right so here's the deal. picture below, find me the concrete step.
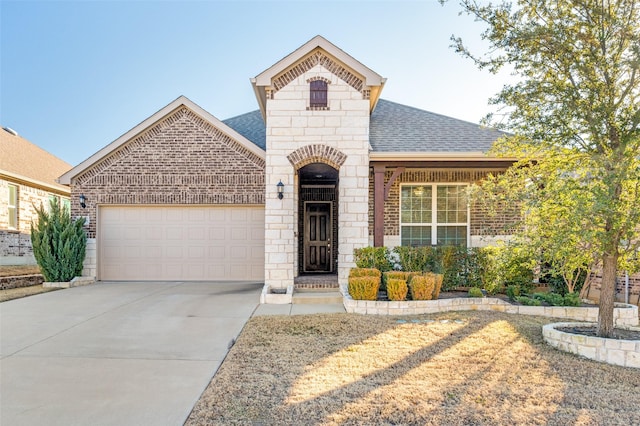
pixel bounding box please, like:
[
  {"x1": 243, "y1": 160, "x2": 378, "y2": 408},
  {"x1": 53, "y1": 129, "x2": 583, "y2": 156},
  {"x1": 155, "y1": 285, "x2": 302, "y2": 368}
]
[{"x1": 292, "y1": 291, "x2": 343, "y2": 305}]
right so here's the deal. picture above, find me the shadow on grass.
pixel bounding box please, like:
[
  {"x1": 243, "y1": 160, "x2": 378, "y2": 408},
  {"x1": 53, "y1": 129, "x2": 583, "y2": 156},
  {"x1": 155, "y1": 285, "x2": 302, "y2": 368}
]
[{"x1": 187, "y1": 311, "x2": 640, "y2": 426}]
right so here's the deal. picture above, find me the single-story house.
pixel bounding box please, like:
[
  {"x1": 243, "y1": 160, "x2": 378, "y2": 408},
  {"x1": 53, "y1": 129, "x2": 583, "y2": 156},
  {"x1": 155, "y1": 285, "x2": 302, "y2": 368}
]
[
  {"x1": 1, "y1": 127, "x2": 72, "y2": 265},
  {"x1": 59, "y1": 36, "x2": 516, "y2": 292}
]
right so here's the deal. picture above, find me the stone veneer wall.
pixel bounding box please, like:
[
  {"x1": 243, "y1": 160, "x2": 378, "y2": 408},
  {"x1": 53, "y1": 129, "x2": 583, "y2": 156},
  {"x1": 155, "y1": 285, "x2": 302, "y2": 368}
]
[
  {"x1": 367, "y1": 168, "x2": 519, "y2": 247},
  {"x1": 264, "y1": 63, "x2": 371, "y2": 289},
  {"x1": 70, "y1": 106, "x2": 265, "y2": 277},
  {"x1": 1, "y1": 178, "x2": 70, "y2": 264}
]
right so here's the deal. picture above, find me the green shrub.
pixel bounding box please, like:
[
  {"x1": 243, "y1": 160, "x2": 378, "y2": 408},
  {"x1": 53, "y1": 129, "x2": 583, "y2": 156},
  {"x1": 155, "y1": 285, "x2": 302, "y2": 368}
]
[
  {"x1": 387, "y1": 279, "x2": 408, "y2": 301},
  {"x1": 468, "y1": 287, "x2": 484, "y2": 298},
  {"x1": 393, "y1": 246, "x2": 437, "y2": 272},
  {"x1": 532, "y1": 291, "x2": 582, "y2": 307},
  {"x1": 31, "y1": 198, "x2": 86, "y2": 282},
  {"x1": 349, "y1": 268, "x2": 382, "y2": 279},
  {"x1": 353, "y1": 247, "x2": 393, "y2": 272},
  {"x1": 408, "y1": 275, "x2": 435, "y2": 300},
  {"x1": 515, "y1": 296, "x2": 542, "y2": 306},
  {"x1": 348, "y1": 276, "x2": 380, "y2": 300},
  {"x1": 506, "y1": 285, "x2": 521, "y2": 301},
  {"x1": 563, "y1": 292, "x2": 581, "y2": 307},
  {"x1": 533, "y1": 292, "x2": 564, "y2": 306}
]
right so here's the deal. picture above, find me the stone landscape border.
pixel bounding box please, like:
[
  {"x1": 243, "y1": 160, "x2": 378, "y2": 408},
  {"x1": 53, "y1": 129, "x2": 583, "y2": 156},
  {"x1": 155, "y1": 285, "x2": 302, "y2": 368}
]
[
  {"x1": 543, "y1": 322, "x2": 640, "y2": 369},
  {"x1": 343, "y1": 296, "x2": 639, "y2": 326}
]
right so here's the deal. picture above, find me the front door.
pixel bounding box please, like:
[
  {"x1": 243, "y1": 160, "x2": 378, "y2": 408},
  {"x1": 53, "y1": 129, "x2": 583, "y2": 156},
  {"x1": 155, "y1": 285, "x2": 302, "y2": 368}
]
[{"x1": 304, "y1": 202, "x2": 332, "y2": 272}]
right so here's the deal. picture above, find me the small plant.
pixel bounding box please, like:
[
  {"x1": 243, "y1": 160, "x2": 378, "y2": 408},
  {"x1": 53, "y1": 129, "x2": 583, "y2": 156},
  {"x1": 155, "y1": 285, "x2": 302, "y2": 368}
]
[
  {"x1": 563, "y1": 292, "x2": 581, "y2": 307},
  {"x1": 408, "y1": 275, "x2": 435, "y2": 300},
  {"x1": 348, "y1": 276, "x2": 380, "y2": 300},
  {"x1": 515, "y1": 296, "x2": 542, "y2": 306},
  {"x1": 349, "y1": 268, "x2": 382, "y2": 279},
  {"x1": 506, "y1": 285, "x2": 521, "y2": 301},
  {"x1": 431, "y1": 273, "x2": 444, "y2": 299},
  {"x1": 468, "y1": 287, "x2": 484, "y2": 298},
  {"x1": 382, "y1": 271, "x2": 407, "y2": 291},
  {"x1": 386, "y1": 279, "x2": 408, "y2": 301}
]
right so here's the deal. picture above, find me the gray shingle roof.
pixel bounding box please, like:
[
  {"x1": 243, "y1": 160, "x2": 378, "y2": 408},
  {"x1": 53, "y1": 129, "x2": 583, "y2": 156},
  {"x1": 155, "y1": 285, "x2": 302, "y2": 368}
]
[
  {"x1": 370, "y1": 99, "x2": 506, "y2": 152},
  {"x1": 222, "y1": 111, "x2": 266, "y2": 150},
  {"x1": 222, "y1": 99, "x2": 506, "y2": 154}
]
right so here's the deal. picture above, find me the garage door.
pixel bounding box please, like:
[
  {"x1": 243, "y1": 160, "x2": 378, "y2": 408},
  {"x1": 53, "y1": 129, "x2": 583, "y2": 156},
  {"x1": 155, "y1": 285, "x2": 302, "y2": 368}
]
[{"x1": 99, "y1": 206, "x2": 264, "y2": 281}]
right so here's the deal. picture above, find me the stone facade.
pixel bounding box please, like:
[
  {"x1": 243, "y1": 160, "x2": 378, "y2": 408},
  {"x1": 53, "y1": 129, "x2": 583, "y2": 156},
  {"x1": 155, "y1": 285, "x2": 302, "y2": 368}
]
[
  {"x1": 0, "y1": 178, "x2": 70, "y2": 265},
  {"x1": 70, "y1": 106, "x2": 265, "y2": 277},
  {"x1": 367, "y1": 168, "x2": 518, "y2": 248},
  {"x1": 264, "y1": 63, "x2": 371, "y2": 289}
]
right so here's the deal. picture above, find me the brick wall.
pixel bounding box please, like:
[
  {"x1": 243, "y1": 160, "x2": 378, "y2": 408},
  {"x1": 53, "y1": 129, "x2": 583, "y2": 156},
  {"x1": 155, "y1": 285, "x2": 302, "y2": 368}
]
[
  {"x1": 70, "y1": 106, "x2": 266, "y2": 239},
  {"x1": 368, "y1": 168, "x2": 519, "y2": 246},
  {"x1": 585, "y1": 272, "x2": 640, "y2": 307},
  {"x1": 1, "y1": 178, "x2": 70, "y2": 263}
]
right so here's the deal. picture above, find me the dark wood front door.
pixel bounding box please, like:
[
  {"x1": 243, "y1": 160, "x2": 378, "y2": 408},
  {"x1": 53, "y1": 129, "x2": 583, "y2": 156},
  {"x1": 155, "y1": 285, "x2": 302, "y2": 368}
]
[{"x1": 304, "y1": 202, "x2": 332, "y2": 272}]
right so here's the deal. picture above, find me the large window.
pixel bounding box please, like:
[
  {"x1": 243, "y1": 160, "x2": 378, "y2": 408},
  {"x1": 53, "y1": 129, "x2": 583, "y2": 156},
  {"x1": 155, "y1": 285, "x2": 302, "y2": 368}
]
[
  {"x1": 8, "y1": 184, "x2": 17, "y2": 229},
  {"x1": 400, "y1": 184, "x2": 468, "y2": 246}
]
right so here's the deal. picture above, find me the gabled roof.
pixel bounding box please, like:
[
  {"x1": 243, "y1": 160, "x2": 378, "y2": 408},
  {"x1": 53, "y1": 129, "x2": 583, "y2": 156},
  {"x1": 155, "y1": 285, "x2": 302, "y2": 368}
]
[
  {"x1": 59, "y1": 96, "x2": 266, "y2": 185},
  {"x1": 222, "y1": 99, "x2": 508, "y2": 158},
  {"x1": 251, "y1": 35, "x2": 386, "y2": 119},
  {"x1": 0, "y1": 128, "x2": 71, "y2": 194}
]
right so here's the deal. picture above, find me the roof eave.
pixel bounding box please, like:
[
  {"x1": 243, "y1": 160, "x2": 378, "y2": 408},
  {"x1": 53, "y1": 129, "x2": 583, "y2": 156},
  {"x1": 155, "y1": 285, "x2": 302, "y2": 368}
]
[
  {"x1": 369, "y1": 151, "x2": 518, "y2": 162},
  {"x1": 2, "y1": 170, "x2": 70, "y2": 194}
]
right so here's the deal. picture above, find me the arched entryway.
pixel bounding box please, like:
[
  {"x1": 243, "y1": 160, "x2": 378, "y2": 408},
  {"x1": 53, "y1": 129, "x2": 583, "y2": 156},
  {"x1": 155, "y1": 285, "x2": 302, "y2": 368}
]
[{"x1": 298, "y1": 163, "x2": 339, "y2": 275}]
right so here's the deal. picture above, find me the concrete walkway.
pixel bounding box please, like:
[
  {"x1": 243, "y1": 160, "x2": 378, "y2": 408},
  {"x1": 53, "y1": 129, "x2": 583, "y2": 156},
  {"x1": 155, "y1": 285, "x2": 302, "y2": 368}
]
[{"x1": 0, "y1": 281, "x2": 262, "y2": 426}]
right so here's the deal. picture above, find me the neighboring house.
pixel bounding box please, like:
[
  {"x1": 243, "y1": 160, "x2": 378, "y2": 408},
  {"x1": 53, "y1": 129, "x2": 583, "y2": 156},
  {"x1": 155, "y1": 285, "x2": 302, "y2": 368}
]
[
  {"x1": 1, "y1": 127, "x2": 72, "y2": 265},
  {"x1": 59, "y1": 36, "x2": 515, "y2": 292}
]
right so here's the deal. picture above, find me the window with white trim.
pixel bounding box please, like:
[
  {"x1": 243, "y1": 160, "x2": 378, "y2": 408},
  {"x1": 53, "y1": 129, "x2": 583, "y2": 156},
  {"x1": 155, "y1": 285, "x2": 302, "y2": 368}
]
[
  {"x1": 8, "y1": 184, "x2": 17, "y2": 229},
  {"x1": 400, "y1": 184, "x2": 469, "y2": 246}
]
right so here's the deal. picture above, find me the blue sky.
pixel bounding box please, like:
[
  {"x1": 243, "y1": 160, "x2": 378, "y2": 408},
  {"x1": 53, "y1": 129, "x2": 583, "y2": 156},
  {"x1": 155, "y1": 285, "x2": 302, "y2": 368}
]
[{"x1": 1, "y1": 0, "x2": 511, "y2": 166}]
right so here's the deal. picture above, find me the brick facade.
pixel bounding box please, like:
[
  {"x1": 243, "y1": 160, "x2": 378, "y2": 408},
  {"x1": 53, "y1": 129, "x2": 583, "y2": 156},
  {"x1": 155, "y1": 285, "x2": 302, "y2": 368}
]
[
  {"x1": 585, "y1": 272, "x2": 640, "y2": 307},
  {"x1": 367, "y1": 167, "x2": 518, "y2": 247},
  {"x1": 70, "y1": 106, "x2": 265, "y2": 239},
  {"x1": 1, "y1": 178, "x2": 70, "y2": 264}
]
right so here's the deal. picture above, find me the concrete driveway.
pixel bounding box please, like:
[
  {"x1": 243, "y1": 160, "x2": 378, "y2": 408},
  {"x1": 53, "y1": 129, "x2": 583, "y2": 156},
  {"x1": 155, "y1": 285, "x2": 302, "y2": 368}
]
[{"x1": 0, "y1": 281, "x2": 262, "y2": 426}]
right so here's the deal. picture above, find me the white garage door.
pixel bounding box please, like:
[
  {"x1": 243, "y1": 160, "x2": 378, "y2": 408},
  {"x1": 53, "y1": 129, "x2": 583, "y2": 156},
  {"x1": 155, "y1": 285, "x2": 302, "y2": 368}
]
[{"x1": 99, "y1": 206, "x2": 264, "y2": 281}]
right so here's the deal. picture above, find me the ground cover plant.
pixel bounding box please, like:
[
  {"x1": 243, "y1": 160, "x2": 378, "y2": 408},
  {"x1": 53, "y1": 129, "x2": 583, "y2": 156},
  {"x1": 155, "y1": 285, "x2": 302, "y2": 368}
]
[{"x1": 186, "y1": 311, "x2": 640, "y2": 426}]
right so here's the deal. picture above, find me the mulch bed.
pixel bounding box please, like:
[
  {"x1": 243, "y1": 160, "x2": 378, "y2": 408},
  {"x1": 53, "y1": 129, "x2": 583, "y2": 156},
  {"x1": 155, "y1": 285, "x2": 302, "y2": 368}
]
[{"x1": 557, "y1": 326, "x2": 640, "y2": 340}]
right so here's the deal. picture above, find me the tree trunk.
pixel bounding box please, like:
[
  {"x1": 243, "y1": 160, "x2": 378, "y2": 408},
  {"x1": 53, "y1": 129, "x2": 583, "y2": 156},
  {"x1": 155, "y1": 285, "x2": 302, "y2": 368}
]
[{"x1": 597, "y1": 253, "x2": 618, "y2": 337}]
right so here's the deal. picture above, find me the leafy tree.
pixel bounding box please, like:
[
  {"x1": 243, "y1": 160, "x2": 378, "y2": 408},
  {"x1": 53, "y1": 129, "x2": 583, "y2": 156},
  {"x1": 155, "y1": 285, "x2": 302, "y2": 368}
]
[
  {"x1": 31, "y1": 197, "x2": 87, "y2": 282},
  {"x1": 453, "y1": 0, "x2": 640, "y2": 336}
]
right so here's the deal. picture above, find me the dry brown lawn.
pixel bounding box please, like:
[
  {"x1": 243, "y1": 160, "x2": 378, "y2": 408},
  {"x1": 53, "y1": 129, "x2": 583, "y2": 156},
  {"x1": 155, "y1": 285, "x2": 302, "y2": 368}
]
[
  {"x1": 0, "y1": 265, "x2": 41, "y2": 277},
  {"x1": 187, "y1": 311, "x2": 640, "y2": 426},
  {"x1": 0, "y1": 285, "x2": 59, "y2": 302}
]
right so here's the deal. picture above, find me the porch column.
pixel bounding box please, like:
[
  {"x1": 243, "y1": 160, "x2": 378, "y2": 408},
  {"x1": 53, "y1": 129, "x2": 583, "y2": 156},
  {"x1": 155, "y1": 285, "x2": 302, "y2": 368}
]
[{"x1": 373, "y1": 165, "x2": 385, "y2": 247}]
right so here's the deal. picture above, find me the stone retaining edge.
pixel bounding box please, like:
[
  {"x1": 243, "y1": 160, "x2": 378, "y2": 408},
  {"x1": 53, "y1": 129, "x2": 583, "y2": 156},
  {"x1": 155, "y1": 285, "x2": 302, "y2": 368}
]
[
  {"x1": 543, "y1": 322, "x2": 640, "y2": 368},
  {"x1": 343, "y1": 296, "x2": 639, "y2": 326}
]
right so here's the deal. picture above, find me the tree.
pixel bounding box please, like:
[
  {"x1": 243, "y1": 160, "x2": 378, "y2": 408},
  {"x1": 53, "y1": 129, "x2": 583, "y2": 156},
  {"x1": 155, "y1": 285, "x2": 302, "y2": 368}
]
[
  {"x1": 31, "y1": 197, "x2": 87, "y2": 282},
  {"x1": 453, "y1": 0, "x2": 640, "y2": 336}
]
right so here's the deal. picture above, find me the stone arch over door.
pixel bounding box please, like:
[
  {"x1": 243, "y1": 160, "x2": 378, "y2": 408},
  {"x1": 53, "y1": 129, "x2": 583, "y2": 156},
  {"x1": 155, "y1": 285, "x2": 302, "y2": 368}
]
[{"x1": 287, "y1": 144, "x2": 347, "y2": 170}]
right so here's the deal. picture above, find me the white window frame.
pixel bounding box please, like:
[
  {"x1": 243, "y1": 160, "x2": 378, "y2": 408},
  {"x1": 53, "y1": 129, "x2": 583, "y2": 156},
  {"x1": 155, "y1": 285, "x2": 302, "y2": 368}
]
[
  {"x1": 8, "y1": 184, "x2": 17, "y2": 229},
  {"x1": 399, "y1": 183, "x2": 470, "y2": 246}
]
